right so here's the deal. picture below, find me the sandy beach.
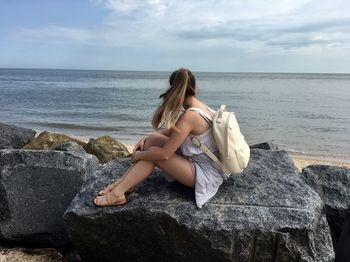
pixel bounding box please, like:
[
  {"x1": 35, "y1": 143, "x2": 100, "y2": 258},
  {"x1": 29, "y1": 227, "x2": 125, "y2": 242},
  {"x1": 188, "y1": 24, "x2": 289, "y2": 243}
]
[{"x1": 289, "y1": 153, "x2": 350, "y2": 171}]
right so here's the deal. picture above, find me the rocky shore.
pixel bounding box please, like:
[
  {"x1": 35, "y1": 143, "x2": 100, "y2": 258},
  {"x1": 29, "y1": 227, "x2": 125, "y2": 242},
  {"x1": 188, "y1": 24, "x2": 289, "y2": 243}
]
[{"x1": 1, "y1": 121, "x2": 349, "y2": 261}]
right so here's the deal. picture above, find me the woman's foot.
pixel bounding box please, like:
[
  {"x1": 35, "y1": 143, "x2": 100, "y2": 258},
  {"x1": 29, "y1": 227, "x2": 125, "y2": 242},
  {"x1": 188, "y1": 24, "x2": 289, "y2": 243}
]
[
  {"x1": 98, "y1": 179, "x2": 134, "y2": 196},
  {"x1": 94, "y1": 191, "x2": 127, "y2": 207}
]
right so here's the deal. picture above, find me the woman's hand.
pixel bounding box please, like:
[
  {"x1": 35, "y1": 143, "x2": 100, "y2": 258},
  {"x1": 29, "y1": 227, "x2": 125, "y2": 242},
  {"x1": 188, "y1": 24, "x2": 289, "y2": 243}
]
[
  {"x1": 133, "y1": 136, "x2": 147, "y2": 152},
  {"x1": 131, "y1": 150, "x2": 139, "y2": 163}
]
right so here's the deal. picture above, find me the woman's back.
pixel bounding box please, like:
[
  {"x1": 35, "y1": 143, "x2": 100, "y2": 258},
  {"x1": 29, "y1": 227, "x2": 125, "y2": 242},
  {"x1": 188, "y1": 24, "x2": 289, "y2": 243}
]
[{"x1": 180, "y1": 106, "x2": 218, "y2": 157}]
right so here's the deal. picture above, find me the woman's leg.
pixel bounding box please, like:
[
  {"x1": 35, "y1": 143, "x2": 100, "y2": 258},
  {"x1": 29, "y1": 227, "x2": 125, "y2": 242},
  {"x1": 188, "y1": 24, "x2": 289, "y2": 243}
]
[
  {"x1": 116, "y1": 149, "x2": 196, "y2": 193},
  {"x1": 116, "y1": 132, "x2": 195, "y2": 189},
  {"x1": 94, "y1": 149, "x2": 196, "y2": 206},
  {"x1": 98, "y1": 133, "x2": 170, "y2": 195},
  {"x1": 98, "y1": 164, "x2": 135, "y2": 195},
  {"x1": 94, "y1": 154, "x2": 195, "y2": 206},
  {"x1": 94, "y1": 160, "x2": 155, "y2": 205},
  {"x1": 114, "y1": 133, "x2": 170, "y2": 185}
]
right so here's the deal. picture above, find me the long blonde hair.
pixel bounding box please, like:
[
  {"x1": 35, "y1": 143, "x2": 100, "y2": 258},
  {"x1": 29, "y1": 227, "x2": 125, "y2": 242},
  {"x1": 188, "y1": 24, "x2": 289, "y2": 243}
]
[{"x1": 152, "y1": 68, "x2": 196, "y2": 131}]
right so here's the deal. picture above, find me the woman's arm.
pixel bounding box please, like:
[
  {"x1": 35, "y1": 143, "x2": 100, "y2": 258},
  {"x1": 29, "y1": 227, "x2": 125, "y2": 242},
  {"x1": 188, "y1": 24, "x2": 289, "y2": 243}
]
[
  {"x1": 156, "y1": 128, "x2": 172, "y2": 137},
  {"x1": 134, "y1": 112, "x2": 195, "y2": 162},
  {"x1": 133, "y1": 128, "x2": 172, "y2": 152}
]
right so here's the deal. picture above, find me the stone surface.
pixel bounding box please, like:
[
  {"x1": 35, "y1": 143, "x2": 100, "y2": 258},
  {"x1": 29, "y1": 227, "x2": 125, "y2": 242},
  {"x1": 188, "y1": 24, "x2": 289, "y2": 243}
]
[
  {"x1": 83, "y1": 135, "x2": 129, "y2": 164},
  {"x1": 64, "y1": 149, "x2": 334, "y2": 262},
  {"x1": 22, "y1": 131, "x2": 86, "y2": 150},
  {"x1": 56, "y1": 245, "x2": 82, "y2": 262},
  {"x1": 250, "y1": 141, "x2": 279, "y2": 151},
  {"x1": 336, "y1": 213, "x2": 350, "y2": 262},
  {"x1": 53, "y1": 141, "x2": 87, "y2": 157},
  {"x1": 0, "y1": 246, "x2": 64, "y2": 262},
  {"x1": 301, "y1": 165, "x2": 350, "y2": 260},
  {"x1": 0, "y1": 122, "x2": 36, "y2": 149},
  {"x1": 0, "y1": 149, "x2": 99, "y2": 247}
]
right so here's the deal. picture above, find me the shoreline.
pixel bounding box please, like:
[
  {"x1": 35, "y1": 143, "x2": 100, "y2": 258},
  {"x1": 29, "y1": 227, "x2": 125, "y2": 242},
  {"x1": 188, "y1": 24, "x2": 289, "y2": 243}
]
[{"x1": 289, "y1": 153, "x2": 350, "y2": 171}]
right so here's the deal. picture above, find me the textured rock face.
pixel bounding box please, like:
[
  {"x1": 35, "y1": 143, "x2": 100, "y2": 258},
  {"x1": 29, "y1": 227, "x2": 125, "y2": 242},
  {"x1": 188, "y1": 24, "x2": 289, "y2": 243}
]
[
  {"x1": 83, "y1": 135, "x2": 129, "y2": 164},
  {"x1": 53, "y1": 140, "x2": 87, "y2": 157},
  {"x1": 0, "y1": 122, "x2": 36, "y2": 149},
  {"x1": 336, "y1": 214, "x2": 350, "y2": 262},
  {"x1": 0, "y1": 149, "x2": 99, "y2": 247},
  {"x1": 64, "y1": 149, "x2": 334, "y2": 262},
  {"x1": 250, "y1": 141, "x2": 279, "y2": 151},
  {"x1": 22, "y1": 131, "x2": 86, "y2": 150},
  {"x1": 301, "y1": 165, "x2": 350, "y2": 259}
]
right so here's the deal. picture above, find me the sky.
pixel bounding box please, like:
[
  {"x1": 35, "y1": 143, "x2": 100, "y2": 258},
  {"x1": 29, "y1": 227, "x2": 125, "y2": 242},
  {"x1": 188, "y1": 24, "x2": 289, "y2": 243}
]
[{"x1": 0, "y1": 0, "x2": 349, "y2": 73}]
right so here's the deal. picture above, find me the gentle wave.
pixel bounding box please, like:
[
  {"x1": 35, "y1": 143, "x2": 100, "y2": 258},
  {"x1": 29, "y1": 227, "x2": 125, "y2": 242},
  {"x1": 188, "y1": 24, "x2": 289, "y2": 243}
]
[
  {"x1": 22, "y1": 122, "x2": 153, "y2": 133},
  {"x1": 288, "y1": 112, "x2": 344, "y2": 121},
  {"x1": 29, "y1": 122, "x2": 121, "y2": 131}
]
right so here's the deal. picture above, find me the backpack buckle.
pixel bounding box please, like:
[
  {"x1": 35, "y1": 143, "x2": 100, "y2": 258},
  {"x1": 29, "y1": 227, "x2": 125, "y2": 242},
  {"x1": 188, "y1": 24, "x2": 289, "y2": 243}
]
[{"x1": 191, "y1": 137, "x2": 201, "y2": 148}]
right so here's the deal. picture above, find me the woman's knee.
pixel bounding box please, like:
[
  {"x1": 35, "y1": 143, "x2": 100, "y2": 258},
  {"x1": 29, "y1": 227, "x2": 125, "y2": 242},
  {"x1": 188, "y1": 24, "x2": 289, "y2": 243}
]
[{"x1": 144, "y1": 133, "x2": 168, "y2": 150}]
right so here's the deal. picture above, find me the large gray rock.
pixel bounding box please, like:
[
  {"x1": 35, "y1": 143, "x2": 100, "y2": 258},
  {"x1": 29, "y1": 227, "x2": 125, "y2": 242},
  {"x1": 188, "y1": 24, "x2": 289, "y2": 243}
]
[
  {"x1": 64, "y1": 149, "x2": 334, "y2": 262},
  {"x1": 250, "y1": 141, "x2": 279, "y2": 151},
  {"x1": 0, "y1": 148, "x2": 99, "y2": 247},
  {"x1": 0, "y1": 122, "x2": 36, "y2": 149},
  {"x1": 53, "y1": 140, "x2": 88, "y2": 157},
  {"x1": 336, "y1": 213, "x2": 350, "y2": 262},
  {"x1": 301, "y1": 165, "x2": 350, "y2": 260}
]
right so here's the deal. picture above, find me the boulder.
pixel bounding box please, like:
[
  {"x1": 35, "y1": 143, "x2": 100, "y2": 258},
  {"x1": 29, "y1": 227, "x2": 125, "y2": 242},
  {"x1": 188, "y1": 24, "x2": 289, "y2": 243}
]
[
  {"x1": 301, "y1": 165, "x2": 350, "y2": 260},
  {"x1": 250, "y1": 141, "x2": 279, "y2": 151},
  {"x1": 0, "y1": 122, "x2": 36, "y2": 149},
  {"x1": 83, "y1": 135, "x2": 129, "y2": 164},
  {"x1": 22, "y1": 131, "x2": 86, "y2": 150},
  {"x1": 64, "y1": 149, "x2": 334, "y2": 261},
  {"x1": 336, "y1": 213, "x2": 350, "y2": 262},
  {"x1": 53, "y1": 141, "x2": 87, "y2": 157},
  {"x1": 0, "y1": 148, "x2": 99, "y2": 247}
]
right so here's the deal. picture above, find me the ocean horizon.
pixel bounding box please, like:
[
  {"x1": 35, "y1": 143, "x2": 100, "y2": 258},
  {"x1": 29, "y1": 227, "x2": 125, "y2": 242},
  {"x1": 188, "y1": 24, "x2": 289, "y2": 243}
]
[{"x1": 1, "y1": 68, "x2": 349, "y2": 159}]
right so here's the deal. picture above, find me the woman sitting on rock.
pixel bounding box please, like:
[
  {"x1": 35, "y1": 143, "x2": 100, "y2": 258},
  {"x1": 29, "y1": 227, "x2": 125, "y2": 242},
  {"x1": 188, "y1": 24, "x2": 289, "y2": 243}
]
[{"x1": 94, "y1": 68, "x2": 224, "y2": 208}]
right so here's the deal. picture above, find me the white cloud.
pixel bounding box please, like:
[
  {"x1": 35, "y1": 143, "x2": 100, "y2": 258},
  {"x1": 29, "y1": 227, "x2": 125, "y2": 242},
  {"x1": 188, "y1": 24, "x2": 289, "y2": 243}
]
[
  {"x1": 11, "y1": 0, "x2": 350, "y2": 52},
  {"x1": 91, "y1": 0, "x2": 167, "y2": 16},
  {"x1": 89, "y1": 0, "x2": 350, "y2": 48}
]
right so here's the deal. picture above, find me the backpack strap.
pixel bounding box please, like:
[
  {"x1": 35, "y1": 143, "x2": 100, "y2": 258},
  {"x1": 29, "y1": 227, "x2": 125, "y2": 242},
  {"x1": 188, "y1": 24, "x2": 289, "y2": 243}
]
[
  {"x1": 186, "y1": 106, "x2": 228, "y2": 179},
  {"x1": 203, "y1": 104, "x2": 217, "y2": 114},
  {"x1": 186, "y1": 107, "x2": 213, "y2": 125},
  {"x1": 191, "y1": 137, "x2": 226, "y2": 179}
]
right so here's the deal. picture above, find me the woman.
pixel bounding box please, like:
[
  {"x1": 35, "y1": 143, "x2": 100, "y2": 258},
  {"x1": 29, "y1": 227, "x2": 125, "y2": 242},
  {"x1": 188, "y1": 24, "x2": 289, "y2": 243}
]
[{"x1": 94, "y1": 68, "x2": 224, "y2": 208}]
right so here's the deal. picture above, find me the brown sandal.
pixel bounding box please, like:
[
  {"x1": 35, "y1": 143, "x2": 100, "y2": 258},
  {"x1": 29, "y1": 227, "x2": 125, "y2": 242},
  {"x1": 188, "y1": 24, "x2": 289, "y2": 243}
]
[
  {"x1": 94, "y1": 192, "x2": 127, "y2": 207},
  {"x1": 98, "y1": 179, "x2": 134, "y2": 196}
]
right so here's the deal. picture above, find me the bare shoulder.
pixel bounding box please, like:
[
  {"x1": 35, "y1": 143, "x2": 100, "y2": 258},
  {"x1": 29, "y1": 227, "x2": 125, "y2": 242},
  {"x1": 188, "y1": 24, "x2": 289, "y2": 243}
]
[
  {"x1": 177, "y1": 107, "x2": 211, "y2": 134},
  {"x1": 177, "y1": 110, "x2": 198, "y2": 125}
]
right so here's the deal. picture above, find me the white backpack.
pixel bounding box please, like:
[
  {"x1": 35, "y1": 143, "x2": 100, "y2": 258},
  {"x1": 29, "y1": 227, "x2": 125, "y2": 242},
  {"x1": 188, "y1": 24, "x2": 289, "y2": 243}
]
[{"x1": 189, "y1": 105, "x2": 250, "y2": 179}]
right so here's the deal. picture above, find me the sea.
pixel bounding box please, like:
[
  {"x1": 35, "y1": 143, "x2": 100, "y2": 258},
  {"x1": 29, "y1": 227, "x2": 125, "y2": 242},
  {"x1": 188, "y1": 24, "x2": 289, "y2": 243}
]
[{"x1": 0, "y1": 68, "x2": 349, "y2": 159}]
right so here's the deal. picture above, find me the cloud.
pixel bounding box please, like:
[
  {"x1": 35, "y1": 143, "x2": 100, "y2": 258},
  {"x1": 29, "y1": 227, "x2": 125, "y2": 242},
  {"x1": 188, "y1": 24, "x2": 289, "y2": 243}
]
[
  {"x1": 9, "y1": 0, "x2": 350, "y2": 52},
  {"x1": 177, "y1": 17, "x2": 350, "y2": 49},
  {"x1": 90, "y1": 0, "x2": 167, "y2": 16}
]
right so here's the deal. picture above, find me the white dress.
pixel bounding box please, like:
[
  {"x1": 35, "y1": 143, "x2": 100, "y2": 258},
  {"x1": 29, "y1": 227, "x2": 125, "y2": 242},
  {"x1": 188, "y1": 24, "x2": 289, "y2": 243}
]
[{"x1": 162, "y1": 107, "x2": 225, "y2": 208}]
